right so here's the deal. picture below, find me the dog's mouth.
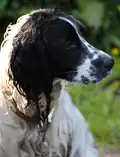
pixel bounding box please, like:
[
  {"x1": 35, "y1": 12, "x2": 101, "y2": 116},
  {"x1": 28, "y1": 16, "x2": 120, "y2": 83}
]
[
  {"x1": 77, "y1": 69, "x2": 113, "y2": 85},
  {"x1": 106, "y1": 69, "x2": 112, "y2": 76},
  {"x1": 90, "y1": 70, "x2": 112, "y2": 84}
]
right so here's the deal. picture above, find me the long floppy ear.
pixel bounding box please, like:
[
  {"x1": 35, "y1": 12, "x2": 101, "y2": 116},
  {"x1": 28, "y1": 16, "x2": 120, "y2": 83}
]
[{"x1": 9, "y1": 15, "x2": 53, "y2": 103}]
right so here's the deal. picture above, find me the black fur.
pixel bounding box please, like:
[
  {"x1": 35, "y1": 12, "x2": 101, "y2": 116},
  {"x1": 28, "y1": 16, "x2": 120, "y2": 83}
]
[{"x1": 8, "y1": 8, "x2": 87, "y2": 124}]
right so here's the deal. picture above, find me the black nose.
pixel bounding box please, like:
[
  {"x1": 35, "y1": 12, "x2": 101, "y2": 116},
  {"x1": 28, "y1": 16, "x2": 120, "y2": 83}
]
[
  {"x1": 103, "y1": 56, "x2": 114, "y2": 71},
  {"x1": 91, "y1": 56, "x2": 114, "y2": 71}
]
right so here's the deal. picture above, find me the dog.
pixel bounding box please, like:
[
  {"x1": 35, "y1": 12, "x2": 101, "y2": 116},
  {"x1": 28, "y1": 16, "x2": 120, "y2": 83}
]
[{"x1": 0, "y1": 8, "x2": 114, "y2": 157}]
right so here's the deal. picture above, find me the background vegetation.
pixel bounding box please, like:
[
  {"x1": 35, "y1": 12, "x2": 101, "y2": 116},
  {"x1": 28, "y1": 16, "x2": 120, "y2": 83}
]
[{"x1": 0, "y1": 0, "x2": 120, "y2": 148}]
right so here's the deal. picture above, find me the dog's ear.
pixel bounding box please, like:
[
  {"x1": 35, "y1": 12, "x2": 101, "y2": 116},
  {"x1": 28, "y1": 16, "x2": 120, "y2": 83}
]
[{"x1": 9, "y1": 17, "x2": 53, "y2": 100}]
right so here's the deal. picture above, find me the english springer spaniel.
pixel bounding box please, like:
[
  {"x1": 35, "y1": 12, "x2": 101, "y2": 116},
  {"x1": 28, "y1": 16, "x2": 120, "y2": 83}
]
[{"x1": 0, "y1": 8, "x2": 114, "y2": 157}]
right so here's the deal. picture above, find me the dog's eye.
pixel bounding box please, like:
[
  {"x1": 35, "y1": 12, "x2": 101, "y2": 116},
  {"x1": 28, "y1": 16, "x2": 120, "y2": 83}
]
[{"x1": 66, "y1": 41, "x2": 77, "y2": 49}]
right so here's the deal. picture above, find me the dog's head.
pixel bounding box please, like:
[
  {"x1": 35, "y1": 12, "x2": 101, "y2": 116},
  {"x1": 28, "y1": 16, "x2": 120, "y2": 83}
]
[
  {"x1": 41, "y1": 10, "x2": 114, "y2": 84},
  {"x1": 6, "y1": 9, "x2": 114, "y2": 100}
]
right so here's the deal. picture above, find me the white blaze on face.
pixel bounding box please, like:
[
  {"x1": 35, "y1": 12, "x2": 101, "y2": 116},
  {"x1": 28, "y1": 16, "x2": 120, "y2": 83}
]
[{"x1": 73, "y1": 58, "x2": 95, "y2": 82}]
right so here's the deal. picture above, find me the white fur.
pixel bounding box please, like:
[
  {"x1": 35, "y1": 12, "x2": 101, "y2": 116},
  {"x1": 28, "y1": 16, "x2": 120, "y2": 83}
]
[
  {"x1": 73, "y1": 58, "x2": 96, "y2": 82},
  {"x1": 0, "y1": 80, "x2": 99, "y2": 157},
  {"x1": 46, "y1": 85, "x2": 98, "y2": 157}
]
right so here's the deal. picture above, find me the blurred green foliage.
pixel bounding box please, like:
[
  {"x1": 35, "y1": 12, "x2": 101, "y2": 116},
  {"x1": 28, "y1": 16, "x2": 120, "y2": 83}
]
[
  {"x1": 0, "y1": 0, "x2": 120, "y2": 52},
  {"x1": 0, "y1": 0, "x2": 120, "y2": 145}
]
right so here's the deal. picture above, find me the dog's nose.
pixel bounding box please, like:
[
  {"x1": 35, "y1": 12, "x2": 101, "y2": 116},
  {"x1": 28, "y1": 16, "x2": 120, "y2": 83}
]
[
  {"x1": 91, "y1": 55, "x2": 114, "y2": 71},
  {"x1": 103, "y1": 56, "x2": 114, "y2": 71}
]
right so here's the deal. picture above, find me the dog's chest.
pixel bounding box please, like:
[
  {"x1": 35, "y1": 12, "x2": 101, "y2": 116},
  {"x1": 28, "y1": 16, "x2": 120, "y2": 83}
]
[{"x1": 0, "y1": 81, "x2": 63, "y2": 157}]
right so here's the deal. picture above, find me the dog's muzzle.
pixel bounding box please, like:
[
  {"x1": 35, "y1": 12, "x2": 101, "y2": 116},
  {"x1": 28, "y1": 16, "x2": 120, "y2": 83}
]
[{"x1": 73, "y1": 49, "x2": 114, "y2": 84}]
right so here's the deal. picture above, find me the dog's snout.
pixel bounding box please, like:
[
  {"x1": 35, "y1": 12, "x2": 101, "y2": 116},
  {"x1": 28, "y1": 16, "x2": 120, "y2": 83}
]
[
  {"x1": 103, "y1": 56, "x2": 114, "y2": 71},
  {"x1": 91, "y1": 55, "x2": 114, "y2": 71},
  {"x1": 91, "y1": 58, "x2": 103, "y2": 68}
]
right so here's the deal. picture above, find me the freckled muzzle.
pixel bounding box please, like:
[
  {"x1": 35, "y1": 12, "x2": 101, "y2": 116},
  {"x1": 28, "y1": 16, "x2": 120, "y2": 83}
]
[
  {"x1": 73, "y1": 49, "x2": 114, "y2": 84},
  {"x1": 88, "y1": 52, "x2": 114, "y2": 83}
]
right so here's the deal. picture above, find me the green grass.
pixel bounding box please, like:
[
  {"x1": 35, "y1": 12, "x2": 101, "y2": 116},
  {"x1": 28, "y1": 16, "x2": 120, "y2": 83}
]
[{"x1": 68, "y1": 57, "x2": 120, "y2": 145}]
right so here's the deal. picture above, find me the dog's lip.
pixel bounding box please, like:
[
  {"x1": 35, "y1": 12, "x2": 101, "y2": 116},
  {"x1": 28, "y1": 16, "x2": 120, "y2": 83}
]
[
  {"x1": 106, "y1": 69, "x2": 112, "y2": 75},
  {"x1": 91, "y1": 70, "x2": 112, "y2": 84}
]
